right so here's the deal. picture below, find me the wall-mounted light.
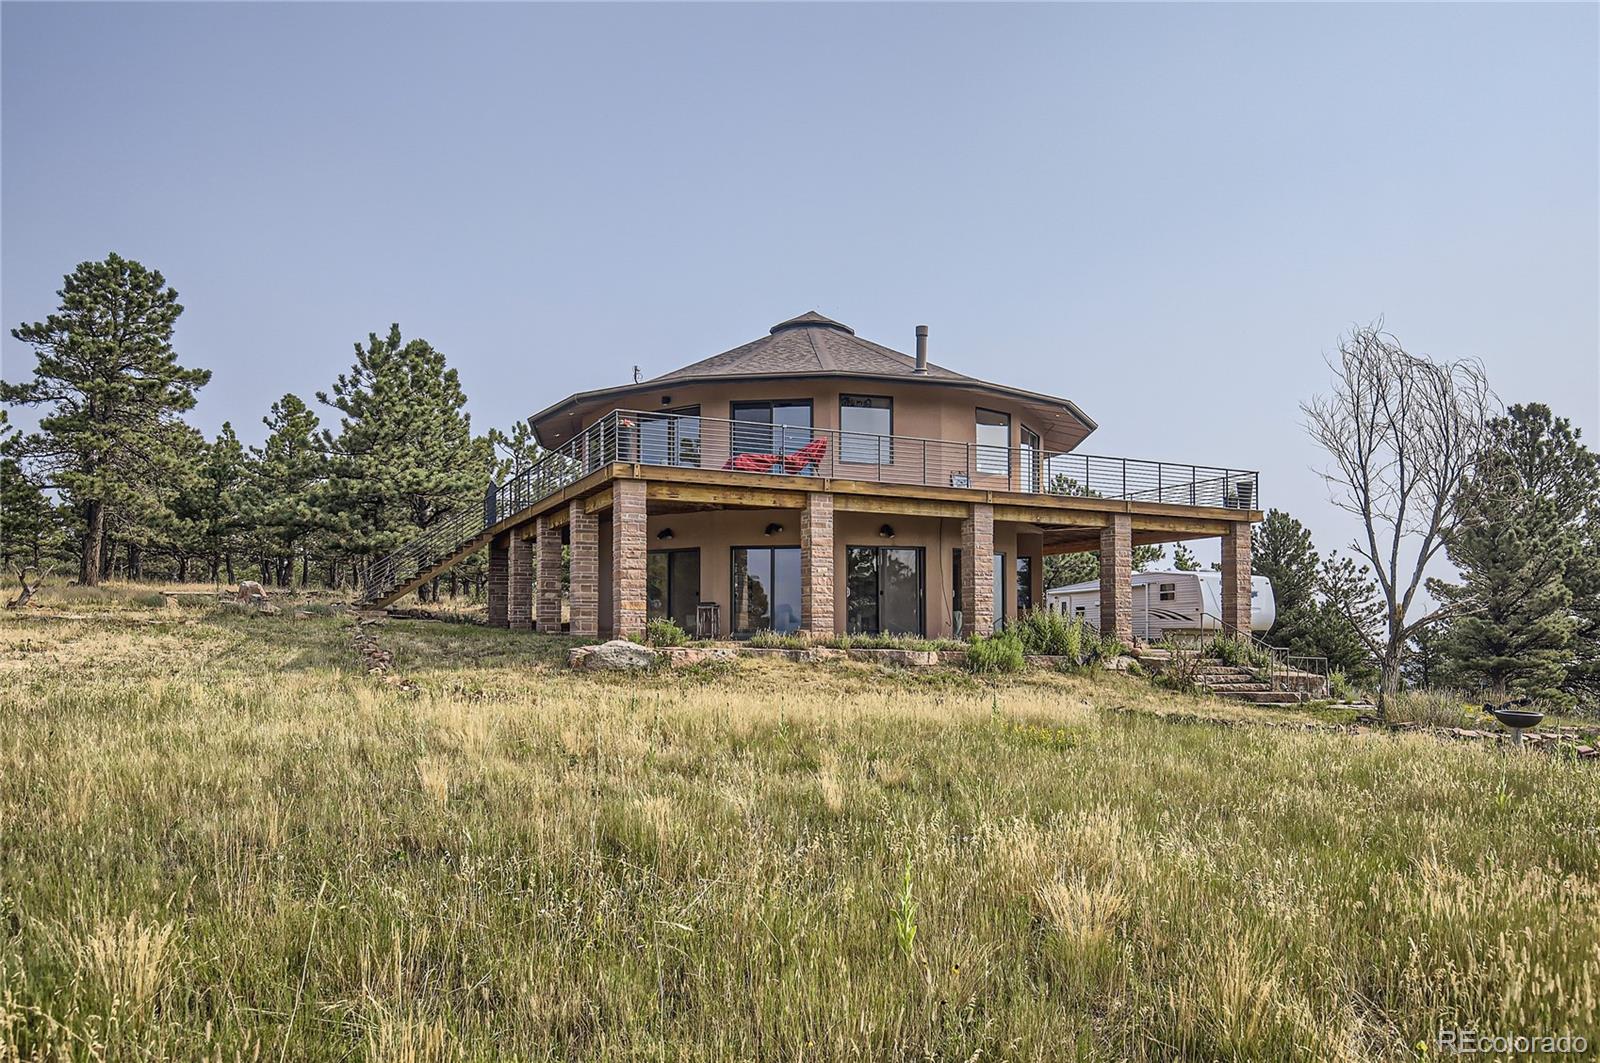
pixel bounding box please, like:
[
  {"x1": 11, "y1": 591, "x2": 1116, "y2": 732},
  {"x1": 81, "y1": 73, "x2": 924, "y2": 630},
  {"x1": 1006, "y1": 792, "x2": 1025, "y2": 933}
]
[
  {"x1": 660, "y1": 395, "x2": 672, "y2": 406},
  {"x1": 879, "y1": 524, "x2": 895, "y2": 539},
  {"x1": 657, "y1": 528, "x2": 674, "y2": 541},
  {"x1": 765, "y1": 522, "x2": 784, "y2": 536}
]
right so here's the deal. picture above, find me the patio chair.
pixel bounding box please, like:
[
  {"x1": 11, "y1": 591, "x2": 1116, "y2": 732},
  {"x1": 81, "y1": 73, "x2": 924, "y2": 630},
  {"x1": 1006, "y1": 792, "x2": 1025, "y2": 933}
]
[{"x1": 781, "y1": 436, "x2": 829, "y2": 476}]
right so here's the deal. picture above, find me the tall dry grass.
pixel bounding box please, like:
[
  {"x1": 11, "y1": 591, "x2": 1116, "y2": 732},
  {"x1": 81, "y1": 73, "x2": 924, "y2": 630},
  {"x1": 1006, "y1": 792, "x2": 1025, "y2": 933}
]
[{"x1": 0, "y1": 599, "x2": 1595, "y2": 1060}]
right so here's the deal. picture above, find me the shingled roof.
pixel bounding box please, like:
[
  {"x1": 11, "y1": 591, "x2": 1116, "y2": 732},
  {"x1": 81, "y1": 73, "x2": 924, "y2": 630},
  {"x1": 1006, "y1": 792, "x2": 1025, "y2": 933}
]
[
  {"x1": 651, "y1": 311, "x2": 974, "y2": 384},
  {"x1": 528, "y1": 311, "x2": 1097, "y2": 449}
]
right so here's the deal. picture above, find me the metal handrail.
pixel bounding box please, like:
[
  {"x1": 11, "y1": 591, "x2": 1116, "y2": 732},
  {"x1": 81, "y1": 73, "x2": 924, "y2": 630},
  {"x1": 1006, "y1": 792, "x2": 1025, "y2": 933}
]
[
  {"x1": 358, "y1": 408, "x2": 1262, "y2": 605},
  {"x1": 1191, "y1": 609, "x2": 1331, "y2": 698}
]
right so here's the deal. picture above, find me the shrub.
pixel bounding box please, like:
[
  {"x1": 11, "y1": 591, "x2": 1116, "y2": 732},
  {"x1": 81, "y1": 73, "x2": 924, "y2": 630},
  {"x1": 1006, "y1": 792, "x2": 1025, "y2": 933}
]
[
  {"x1": 644, "y1": 617, "x2": 689, "y2": 647},
  {"x1": 747, "y1": 630, "x2": 806, "y2": 650},
  {"x1": 1011, "y1": 609, "x2": 1082, "y2": 659},
  {"x1": 1328, "y1": 670, "x2": 1354, "y2": 702},
  {"x1": 1386, "y1": 688, "x2": 1475, "y2": 728},
  {"x1": 966, "y1": 631, "x2": 1024, "y2": 674}
]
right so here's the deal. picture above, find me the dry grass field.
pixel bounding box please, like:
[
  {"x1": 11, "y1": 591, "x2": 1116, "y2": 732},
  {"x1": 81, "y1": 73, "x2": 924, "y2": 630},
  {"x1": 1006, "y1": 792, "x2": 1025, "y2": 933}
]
[{"x1": 0, "y1": 586, "x2": 1596, "y2": 1061}]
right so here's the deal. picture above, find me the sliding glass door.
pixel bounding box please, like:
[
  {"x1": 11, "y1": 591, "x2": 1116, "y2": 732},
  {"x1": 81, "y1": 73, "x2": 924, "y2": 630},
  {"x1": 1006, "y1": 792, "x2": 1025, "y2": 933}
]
[
  {"x1": 846, "y1": 546, "x2": 924, "y2": 636},
  {"x1": 731, "y1": 400, "x2": 813, "y2": 456},
  {"x1": 731, "y1": 547, "x2": 802, "y2": 634},
  {"x1": 647, "y1": 549, "x2": 700, "y2": 631}
]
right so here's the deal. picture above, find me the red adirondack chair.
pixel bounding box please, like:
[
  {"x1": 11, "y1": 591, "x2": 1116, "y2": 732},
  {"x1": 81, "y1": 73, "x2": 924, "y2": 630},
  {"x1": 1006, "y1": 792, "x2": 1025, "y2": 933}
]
[{"x1": 782, "y1": 436, "x2": 829, "y2": 476}]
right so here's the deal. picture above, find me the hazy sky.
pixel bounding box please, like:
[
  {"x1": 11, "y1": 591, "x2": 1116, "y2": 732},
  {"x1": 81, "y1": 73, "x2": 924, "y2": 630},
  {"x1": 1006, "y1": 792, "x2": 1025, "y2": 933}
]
[{"x1": 4, "y1": 2, "x2": 1596, "y2": 568}]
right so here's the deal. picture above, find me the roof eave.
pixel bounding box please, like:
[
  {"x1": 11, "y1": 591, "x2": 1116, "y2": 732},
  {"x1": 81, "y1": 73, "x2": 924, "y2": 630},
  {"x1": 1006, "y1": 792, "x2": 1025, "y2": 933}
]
[{"x1": 529, "y1": 371, "x2": 1097, "y2": 449}]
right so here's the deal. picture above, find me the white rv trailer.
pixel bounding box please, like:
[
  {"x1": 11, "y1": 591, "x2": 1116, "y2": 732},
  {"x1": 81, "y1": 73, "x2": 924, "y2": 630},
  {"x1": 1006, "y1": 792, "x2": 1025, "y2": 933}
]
[{"x1": 1044, "y1": 570, "x2": 1275, "y2": 640}]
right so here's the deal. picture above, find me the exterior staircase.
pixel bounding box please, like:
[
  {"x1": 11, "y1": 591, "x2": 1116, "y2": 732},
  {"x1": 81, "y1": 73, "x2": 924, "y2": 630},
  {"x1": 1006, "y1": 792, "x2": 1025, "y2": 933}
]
[{"x1": 1138, "y1": 647, "x2": 1320, "y2": 707}]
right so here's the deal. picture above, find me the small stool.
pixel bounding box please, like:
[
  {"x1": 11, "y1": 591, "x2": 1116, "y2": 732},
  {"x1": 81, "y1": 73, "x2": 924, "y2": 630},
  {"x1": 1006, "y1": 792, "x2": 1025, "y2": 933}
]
[{"x1": 695, "y1": 602, "x2": 721, "y2": 640}]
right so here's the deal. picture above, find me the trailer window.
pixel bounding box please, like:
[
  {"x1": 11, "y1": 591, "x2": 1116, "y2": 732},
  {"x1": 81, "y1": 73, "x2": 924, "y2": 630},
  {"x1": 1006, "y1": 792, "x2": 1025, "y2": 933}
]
[
  {"x1": 1159, "y1": 583, "x2": 1176, "y2": 602},
  {"x1": 1074, "y1": 606, "x2": 1086, "y2": 618}
]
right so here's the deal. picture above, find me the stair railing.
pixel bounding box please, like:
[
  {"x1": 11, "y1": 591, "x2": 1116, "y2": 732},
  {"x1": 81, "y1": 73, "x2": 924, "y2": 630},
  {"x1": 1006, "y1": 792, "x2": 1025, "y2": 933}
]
[{"x1": 1192, "y1": 610, "x2": 1330, "y2": 698}]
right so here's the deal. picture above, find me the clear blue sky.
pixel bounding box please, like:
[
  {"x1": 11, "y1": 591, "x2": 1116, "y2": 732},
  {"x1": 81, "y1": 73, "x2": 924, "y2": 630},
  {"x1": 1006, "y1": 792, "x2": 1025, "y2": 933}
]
[{"x1": 4, "y1": 2, "x2": 1596, "y2": 568}]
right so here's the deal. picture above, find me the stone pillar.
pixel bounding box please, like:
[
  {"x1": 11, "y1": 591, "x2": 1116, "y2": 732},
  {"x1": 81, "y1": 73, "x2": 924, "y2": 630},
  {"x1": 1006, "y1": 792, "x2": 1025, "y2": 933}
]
[
  {"x1": 507, "y1": 533, "x2": 532, "y2": 630},
  {"x1": 800, "y1": 492, "x2": 835, "y2": 635},
  {"x1": 487, "y1": 532, "x2": 510, "y2": 628},
  {"x1": 569, "y1": 500, "x2": 599, "y2": 637},
  {"x1": 535, "y1": 514, "x2": 562, "y2": 633},
  {"x1": 611, "y1": 479, "x2": 648, "y2": 640},
  {"x1": 1221, "y1": 522, "x2": 1252, "y2": 636},
  {"x1": 961, "y1": 503, "x2": 995, "y2": 636},
  {"x1": 1099, "y1": 514, "x2": 1132, "y2": 645}
]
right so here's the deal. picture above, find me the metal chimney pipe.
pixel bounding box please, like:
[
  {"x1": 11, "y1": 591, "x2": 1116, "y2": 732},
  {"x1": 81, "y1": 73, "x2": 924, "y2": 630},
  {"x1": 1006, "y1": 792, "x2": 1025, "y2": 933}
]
[{"x1": 914, "y1": 325, "x2": 929, "y2": 374}]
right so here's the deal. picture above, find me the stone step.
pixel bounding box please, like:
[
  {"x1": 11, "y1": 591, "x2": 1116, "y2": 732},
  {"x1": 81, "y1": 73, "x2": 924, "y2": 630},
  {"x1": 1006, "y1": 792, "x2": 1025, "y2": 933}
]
[{"x1": 1200, "y1": 681, "x2": 1271, "y2": 693}]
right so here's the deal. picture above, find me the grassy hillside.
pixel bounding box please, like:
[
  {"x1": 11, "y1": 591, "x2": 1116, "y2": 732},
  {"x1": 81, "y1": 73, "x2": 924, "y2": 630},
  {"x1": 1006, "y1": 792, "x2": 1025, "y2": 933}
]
[{"x1": 1, "y1": 588, "x2": 1596, "y2": 1060}]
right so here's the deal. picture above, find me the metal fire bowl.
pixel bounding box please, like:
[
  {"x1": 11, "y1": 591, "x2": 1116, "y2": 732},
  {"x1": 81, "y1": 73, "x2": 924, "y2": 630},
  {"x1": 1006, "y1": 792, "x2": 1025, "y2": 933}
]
[{"x1": 1491, "y1": 707, "x2": 1544, "y2": 731}]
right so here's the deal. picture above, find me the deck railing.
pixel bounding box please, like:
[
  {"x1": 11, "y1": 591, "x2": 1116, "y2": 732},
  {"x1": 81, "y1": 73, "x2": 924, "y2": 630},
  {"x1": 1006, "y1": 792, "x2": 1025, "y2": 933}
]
[{"x1": 358, "y1": 409, "x2": 1260, "y2": 604}]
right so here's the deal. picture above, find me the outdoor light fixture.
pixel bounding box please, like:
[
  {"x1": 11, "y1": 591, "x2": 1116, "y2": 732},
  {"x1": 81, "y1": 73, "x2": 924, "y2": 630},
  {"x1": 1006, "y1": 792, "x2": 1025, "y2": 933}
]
[
  {"x1": 657, "y1": 528, "x2": 674, "y2": 541},
  {"x1": 764, "y1": 522, "x2": 784, "y2": 536},
  {"x1": 879, "y1": 524, "x2": 895, "y2": 538}
]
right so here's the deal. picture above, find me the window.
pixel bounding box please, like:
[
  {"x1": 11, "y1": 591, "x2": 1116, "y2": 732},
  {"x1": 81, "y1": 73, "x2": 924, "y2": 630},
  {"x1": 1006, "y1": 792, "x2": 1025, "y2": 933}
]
[
  {"x1": 840, "y1": 395, "x2": 893, "y2": 464},
  {"x1": 1016, "y1": 556, "x2": 1033, "y2": 613},
  {"x1": 731, "y1": 546, "x2": 802, "y2": 634},
  {"x1": 647, "y1": 549, "x2": 700, "y2": 631},
  {"x1": 1020, "y1": 426, "x2": 1041, "y2": 493},
  {"x1": 1074, "y1": 605, "x2": 1087, "y2": 618},
  {"x1": 732, "y1": 400, "x2": 812, "y2": 456},
  {"x1": 952, "y1": 548, "x2": 962, "y2": 627},
  {"x1": 637, "y1": 407, "x2": 701, "y2": 468},
  {"x1": 976, "y1": 408, "x2": 1010, "y2": 477},
  {"x1": 846, "y1": 546, "x2": 924, "y2": 635},
  {"x1": 1159, "y1": 582, "x2": 1176, "y2": 602}
]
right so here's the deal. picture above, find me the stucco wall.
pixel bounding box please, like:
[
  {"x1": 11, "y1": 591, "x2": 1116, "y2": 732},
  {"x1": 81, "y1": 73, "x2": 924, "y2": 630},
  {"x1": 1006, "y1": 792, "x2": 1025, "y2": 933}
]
[{"x1": 628, "y1": 507, "x2": 1037, "y2": 639}]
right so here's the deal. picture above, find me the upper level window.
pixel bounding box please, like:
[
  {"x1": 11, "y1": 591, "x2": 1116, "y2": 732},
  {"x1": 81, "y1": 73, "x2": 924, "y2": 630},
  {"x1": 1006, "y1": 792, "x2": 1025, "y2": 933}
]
[
  {"x1": 976, "y1": 408, "x2": 1010, "y2": 477},
  {"x1": 1159, "y1": 582, "x2": 1176, "y2": 601},
  {"x1": 840, "y1": 395, "x2": 892, "y2": 464},
  {"x1": 731, "y1": 400, "x2": 812, "y2": 455}
]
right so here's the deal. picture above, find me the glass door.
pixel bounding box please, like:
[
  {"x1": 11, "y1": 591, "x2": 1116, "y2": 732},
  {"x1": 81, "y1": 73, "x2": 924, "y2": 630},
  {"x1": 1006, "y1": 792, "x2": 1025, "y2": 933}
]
[
  {"x1": 846, "y1": 546, "x2": 925, "y2": 635},
  {"x1": 731, "y1": 547, "x2": 802, "y2": 633},
  {"x1": 648, "y1": 549, "x2": 700, "y2": 630}
]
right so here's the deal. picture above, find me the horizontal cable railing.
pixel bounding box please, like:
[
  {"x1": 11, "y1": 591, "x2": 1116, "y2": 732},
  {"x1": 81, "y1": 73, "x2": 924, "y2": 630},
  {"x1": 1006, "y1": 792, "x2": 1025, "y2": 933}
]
[{"x1": 359, "y1": 409, "x2": 1260, "y2": 604}]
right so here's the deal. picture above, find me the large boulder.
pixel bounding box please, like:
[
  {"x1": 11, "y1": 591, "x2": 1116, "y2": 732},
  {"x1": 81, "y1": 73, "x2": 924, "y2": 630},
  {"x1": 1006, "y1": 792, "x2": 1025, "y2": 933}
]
[{"x1": 569, "y1": 640, "x2": 659, "y2": 671}]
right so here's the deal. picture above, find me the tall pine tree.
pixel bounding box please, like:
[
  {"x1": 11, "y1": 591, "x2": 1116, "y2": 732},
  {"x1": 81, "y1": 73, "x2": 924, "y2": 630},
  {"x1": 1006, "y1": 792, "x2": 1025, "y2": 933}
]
[
  {"x1": 245, "y1": 394, "x2": 327, "y2": 586},
  {"x1": 318, "y1": 326, "x2": 490, "y2": 591},
  {"x1": 2, "y1": 254, "x2": 209, "y2": 585},
  {"x1": 1435, "y1": 404, "x2": 1595, "y2": 704}
]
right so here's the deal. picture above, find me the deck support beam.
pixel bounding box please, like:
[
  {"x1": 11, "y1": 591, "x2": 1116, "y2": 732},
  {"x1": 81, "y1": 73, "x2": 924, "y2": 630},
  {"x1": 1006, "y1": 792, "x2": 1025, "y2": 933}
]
[
  {"x1": 961, "y1": 503, "x2": 995, "y2": 637},
  {"x1": 1099, "y1": 514, "x2": 1133, "y2": 646},
  {"x1": 569, "y1": 500, "x2": 600, "y2": 637},
  {"x1": 1220, "y1": 521, "x2": 1252, "y2": 636},
  {"x1": 535, "y1": 514, "x2": 563, "y2": 632},
  {"x1": 800, "y1": 493, "x2": 835, "y2": 635},
  {"x1": 611, "y1": 479, "x2": 648, "y2": 639}
]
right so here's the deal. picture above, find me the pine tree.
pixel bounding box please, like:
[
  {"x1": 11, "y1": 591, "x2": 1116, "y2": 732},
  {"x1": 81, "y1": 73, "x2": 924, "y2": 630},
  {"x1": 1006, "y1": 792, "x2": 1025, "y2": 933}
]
[
  {"x1": 2, "y1": 254, "x2": 209, "y2": 585},
  {"x1": 0, "y1": 417, "x2": 65, "y2": 572},
  {"x1": 1435, "y1": 406, "x2": 1588, "y2": 703},
  {"x1": 1254, "y1": 509, "x2": 1321, "y2": 653},
  {"x1": 172, "y1": 423, "x2": 249, "y2": 584},
  {"x1": 1484, "y1": 404, "x2": 1600, "y2": 705},
  {"x1": 1171, "y1": 543, "x2": 1200, "y2": 571},
  {"x1": 245, "y1": 394, "x2": 327, "y2": 586},
  {"x1": 318, "y1": 326, "x2": 490, "y2": 594}
]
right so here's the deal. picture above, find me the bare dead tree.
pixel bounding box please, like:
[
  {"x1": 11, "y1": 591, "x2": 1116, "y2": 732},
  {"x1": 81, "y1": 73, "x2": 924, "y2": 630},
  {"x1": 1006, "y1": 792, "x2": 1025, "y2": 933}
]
[{"x1": 1303, "y1": 322, "x2": 1493, "y2": 712}]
